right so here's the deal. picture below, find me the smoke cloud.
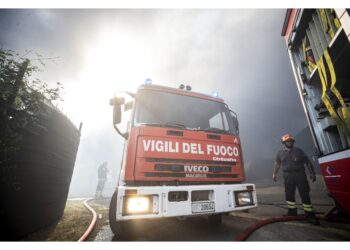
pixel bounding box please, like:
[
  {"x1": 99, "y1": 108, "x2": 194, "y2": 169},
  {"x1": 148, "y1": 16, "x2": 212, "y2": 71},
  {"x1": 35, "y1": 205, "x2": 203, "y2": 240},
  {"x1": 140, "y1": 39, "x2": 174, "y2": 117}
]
[{"x1": 0, "y1": 9, "x2": 310, "y2": 196}]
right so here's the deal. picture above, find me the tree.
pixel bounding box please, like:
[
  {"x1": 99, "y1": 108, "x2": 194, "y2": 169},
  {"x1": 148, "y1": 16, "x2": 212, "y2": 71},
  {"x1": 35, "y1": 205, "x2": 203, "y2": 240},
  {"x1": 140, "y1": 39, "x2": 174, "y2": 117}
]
[{"x1": 0, "y1": 48, "x2": 63, "y2": 191}]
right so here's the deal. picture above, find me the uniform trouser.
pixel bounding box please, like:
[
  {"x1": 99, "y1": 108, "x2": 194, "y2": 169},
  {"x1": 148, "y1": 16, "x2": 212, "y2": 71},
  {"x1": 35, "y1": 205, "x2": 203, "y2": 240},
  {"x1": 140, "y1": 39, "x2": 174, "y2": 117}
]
[
  {"x1": 283, "y1": 170, "x2": 314, "y2": 215},
  {"x1": 96, "y1": 179, "x2": 106, "y2": 196}
]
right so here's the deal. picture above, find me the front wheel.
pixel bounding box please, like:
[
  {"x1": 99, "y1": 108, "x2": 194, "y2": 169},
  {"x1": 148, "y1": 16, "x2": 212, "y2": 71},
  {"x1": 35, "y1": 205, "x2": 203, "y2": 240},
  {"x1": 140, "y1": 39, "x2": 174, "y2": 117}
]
[
  {"x1": 208, "y1": 214, "x2": 222, "y2": 226},
  {"x1": 109, "y1": 190, "x2": 131, "y2": 237}
]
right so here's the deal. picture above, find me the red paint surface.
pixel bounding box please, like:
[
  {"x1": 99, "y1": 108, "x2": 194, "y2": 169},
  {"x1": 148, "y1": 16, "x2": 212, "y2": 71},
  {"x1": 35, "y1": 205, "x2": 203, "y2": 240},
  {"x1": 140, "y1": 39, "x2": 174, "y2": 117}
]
[
  {"x1": 320, "y1": 157, "x2": 350, "y2": 213},
  {"x1": 124, "y1": 126, "x2": 244, "y2": 183},
  {"x1": 284, "y1": 9, "x2": 297, "y2": 43}
]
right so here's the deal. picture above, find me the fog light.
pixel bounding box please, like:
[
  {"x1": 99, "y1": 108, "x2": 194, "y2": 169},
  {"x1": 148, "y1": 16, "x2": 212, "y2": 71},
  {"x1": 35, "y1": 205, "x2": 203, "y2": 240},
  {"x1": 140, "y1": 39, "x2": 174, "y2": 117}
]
[
  {"x1": 235, "y1": 191, "x2": 253, "y2": 206},
  {"x1": 126, "y1": 196, "x2": 150, "y2": 214}
]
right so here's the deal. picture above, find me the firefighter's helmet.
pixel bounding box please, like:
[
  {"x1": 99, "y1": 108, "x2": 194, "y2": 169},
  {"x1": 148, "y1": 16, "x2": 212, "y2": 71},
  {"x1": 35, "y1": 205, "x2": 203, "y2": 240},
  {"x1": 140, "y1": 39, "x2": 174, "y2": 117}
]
[{"x1": 281, "y1": 133, "x2": 295, "y2": 143}]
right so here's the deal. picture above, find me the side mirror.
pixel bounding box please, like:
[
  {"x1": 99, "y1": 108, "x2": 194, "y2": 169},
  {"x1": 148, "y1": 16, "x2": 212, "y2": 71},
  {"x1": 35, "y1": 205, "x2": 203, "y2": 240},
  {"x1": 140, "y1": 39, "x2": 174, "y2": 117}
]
[
  {"x1": 113, "y1": 105, "x2": 122, "y2": 125},
  {"x1": 110, "y1": 97, "x2": 125, "y2": 125},
  {"x1": 110, "y1": 97, "x2": 125, "y2": 106},
  {"x1": 110, "y1": 94, "x2": 134, "y2": 140}
]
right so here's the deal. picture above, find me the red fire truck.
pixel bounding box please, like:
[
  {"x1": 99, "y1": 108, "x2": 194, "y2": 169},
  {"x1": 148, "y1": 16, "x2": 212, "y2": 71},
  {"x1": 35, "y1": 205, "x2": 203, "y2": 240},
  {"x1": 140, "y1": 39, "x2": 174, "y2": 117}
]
[
  {"x1": 109, "y1": 83, "x2": 257, "y2": 235},
  {"x1": 282, "y1": 9, "x2": 350, "y2": 214}
]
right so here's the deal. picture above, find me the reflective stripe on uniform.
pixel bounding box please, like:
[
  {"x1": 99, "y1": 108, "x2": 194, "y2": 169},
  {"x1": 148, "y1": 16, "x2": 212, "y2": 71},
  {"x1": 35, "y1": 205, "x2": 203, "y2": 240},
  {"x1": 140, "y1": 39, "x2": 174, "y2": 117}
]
[
  {"x1": 287, "y1": 201, "x2": 296, "y2": 208},
  {"x1": 303, "y1": 203, "x2": 314, "y2": 212}
]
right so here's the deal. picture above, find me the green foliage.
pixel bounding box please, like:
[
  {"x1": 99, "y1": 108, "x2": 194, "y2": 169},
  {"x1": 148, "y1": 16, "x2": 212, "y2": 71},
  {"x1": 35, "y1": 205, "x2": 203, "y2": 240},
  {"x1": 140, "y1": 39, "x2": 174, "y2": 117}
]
[{"x1": 0, "y1": 48, "x2": 63, "y2": 191}]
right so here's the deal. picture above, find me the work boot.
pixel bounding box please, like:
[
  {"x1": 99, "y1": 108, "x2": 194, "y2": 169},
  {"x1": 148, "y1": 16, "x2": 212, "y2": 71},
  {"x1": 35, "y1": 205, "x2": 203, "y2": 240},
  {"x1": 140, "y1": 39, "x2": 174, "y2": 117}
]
[
  {"x1": 305, "y1": 211, "x2": 320, "y2": 225},
  {"x1": 285, "y1": 208, "x2": 298, "y2": 216}
]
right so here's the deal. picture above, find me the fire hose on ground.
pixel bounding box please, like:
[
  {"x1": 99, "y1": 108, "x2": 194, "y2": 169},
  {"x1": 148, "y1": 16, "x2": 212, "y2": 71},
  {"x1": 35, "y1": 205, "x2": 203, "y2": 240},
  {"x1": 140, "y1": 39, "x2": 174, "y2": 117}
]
[
  {"x1": 235, "y1": 203, "x2": 350, "y2": 241},
  {"x1": 77, "y1": 198, "x2": 349, "y2": 241},
  {"x1": 78, "y1": 198, "x2": 97, "y2": 242}
]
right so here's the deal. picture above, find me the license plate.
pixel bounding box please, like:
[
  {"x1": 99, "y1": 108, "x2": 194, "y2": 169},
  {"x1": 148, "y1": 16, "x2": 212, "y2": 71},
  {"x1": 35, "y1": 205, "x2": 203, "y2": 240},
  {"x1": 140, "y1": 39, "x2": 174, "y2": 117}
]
[{"x1": 191, "y1": 202, "x2": 215, "y2": 213}]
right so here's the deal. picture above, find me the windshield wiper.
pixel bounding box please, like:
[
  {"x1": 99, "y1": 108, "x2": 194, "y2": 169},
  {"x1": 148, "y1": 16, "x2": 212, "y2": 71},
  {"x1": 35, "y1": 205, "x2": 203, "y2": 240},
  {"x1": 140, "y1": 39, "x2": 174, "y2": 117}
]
[
  {"x1": 199, "y1": 127, "x2": 230, "y2": 134},
  {"x1": 165, "y1": 122, "x2": 187, "y2": 129},
  {"x1": 140, "y1": 122, "x2": 187, "y2": 130}
]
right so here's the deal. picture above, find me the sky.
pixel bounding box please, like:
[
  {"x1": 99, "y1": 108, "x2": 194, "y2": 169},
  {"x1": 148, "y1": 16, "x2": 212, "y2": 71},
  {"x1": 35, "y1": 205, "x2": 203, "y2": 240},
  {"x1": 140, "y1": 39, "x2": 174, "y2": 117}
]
[{"x1": 0, "y1": 9, "x2": 309, "y2": 197}]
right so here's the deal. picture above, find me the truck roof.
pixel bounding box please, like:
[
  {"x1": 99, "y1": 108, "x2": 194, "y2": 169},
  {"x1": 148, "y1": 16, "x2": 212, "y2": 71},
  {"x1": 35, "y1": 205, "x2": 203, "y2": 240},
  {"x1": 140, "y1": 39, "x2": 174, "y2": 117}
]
[{"x1": 137, "y1": 84, "x2": 225, "y2": 104}]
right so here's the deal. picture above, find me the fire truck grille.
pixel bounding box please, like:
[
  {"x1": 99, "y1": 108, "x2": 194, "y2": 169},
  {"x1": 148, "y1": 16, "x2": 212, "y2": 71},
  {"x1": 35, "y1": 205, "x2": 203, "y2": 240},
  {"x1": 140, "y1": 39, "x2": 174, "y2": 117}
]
[
  {"x1": 144, "y1": 172, "x2": 238, "y2": 178},
  {"x1": 155, "y1": 164, "x2": 232, "y2": 173},
  {"x1": 145, "y1": 157, "x2": 236, "y2": 165}
]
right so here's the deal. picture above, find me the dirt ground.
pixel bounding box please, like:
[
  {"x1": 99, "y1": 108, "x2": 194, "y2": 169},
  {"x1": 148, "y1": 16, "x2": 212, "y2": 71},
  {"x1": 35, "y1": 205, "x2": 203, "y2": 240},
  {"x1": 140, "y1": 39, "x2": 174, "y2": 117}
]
[
  {"x1": 93, "y1": 184, "x2": 350, "y2": 241},
  {"x1": 22, "y1": 199, "x2": 107, "y2": 241},
  {"x1": 86, "y1": 199, "x2": 110, "y2": 240},
  {"x1": 21, "y1": 180, "x2": 350, "y2": 241}
]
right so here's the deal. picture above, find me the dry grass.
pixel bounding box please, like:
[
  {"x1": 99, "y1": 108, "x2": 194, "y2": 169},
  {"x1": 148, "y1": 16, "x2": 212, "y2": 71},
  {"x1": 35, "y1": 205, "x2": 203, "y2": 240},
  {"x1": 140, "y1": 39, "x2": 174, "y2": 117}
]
[
  {"x1": 23, "y1": 200, "x2": 92, "y2": 241},
  {"x1": 86, "y1": 200, "x2": 110, "y2": 241}
]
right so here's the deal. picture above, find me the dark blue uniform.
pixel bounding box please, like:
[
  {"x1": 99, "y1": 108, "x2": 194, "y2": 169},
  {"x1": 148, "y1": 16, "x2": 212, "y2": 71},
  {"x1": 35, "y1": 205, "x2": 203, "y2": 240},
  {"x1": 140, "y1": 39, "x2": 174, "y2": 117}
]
[{"x1": 275, "y1": 147, "x2": 314, "y2": 215}]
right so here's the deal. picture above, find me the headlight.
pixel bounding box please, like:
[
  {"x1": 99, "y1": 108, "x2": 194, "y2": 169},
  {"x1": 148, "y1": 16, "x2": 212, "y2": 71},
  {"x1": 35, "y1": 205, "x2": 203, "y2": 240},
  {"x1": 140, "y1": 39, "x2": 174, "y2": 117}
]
[
  {"x1": 126, "y1": 196, "x2": 150, "y2": 214},
  {"x1": 127, "y1": 196, "x2": 150, "y2": 213},
  {"x1": 235, "y1": 191, "x2": 253, "y2": 206},
  {"x1": 122, "y1": 195, "x2": 158, "y2": 215}
]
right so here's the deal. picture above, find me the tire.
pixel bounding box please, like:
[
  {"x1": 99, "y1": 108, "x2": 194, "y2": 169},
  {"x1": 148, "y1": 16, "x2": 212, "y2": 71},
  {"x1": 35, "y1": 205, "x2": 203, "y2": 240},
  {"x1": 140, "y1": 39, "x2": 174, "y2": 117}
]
[
  {"x1": 109, "y1": 190, "x2": 119, "y2": 235},
  {"x1": 109, "y1": 190, "x2": 132, "y2": 237},
  {"x1": 208, "y1": 214, "x2": 222, "y2": 226}
]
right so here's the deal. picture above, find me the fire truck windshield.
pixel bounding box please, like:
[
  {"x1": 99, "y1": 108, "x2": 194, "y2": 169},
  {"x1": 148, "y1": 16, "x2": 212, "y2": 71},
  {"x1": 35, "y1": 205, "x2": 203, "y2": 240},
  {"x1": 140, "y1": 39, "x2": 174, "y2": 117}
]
[{"x1": 133, "y1": 89, "x2": 237, "y2": 135}]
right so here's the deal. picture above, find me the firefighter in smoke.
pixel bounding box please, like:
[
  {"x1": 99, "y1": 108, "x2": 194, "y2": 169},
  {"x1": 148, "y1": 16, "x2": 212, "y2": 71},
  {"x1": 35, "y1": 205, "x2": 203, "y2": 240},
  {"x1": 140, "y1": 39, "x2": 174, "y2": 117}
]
[
  {"x1": 95, "y1": 161, "x2": 109, "y2": 198},
  {"x1": 272, "y1": 133, "x2": 320, "y2": 225}
]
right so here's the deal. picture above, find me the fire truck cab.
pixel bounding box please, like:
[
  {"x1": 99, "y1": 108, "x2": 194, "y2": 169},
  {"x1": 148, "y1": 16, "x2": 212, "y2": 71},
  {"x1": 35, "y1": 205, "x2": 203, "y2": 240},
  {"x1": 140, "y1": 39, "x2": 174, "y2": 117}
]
[{"x1": 109, "y1": 83, "x2": 257, "y2": 235}]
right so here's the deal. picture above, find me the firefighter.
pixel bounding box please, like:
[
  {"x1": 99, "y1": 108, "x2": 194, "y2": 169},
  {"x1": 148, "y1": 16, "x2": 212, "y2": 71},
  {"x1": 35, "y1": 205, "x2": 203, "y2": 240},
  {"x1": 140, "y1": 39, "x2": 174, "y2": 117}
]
[
  {"x1": 272, "y1": 133, "x2": 320, "y2": 225},
  {"x1": 95, "y1": 161, "x2": 109, "y2": 198}
]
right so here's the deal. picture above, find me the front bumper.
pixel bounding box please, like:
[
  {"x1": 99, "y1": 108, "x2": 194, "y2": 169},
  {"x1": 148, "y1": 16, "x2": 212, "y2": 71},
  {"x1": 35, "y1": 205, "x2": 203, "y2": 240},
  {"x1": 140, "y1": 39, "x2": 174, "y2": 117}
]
[{"x1": 114, "y1": 184, "x2": 257, "y2": 221}]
